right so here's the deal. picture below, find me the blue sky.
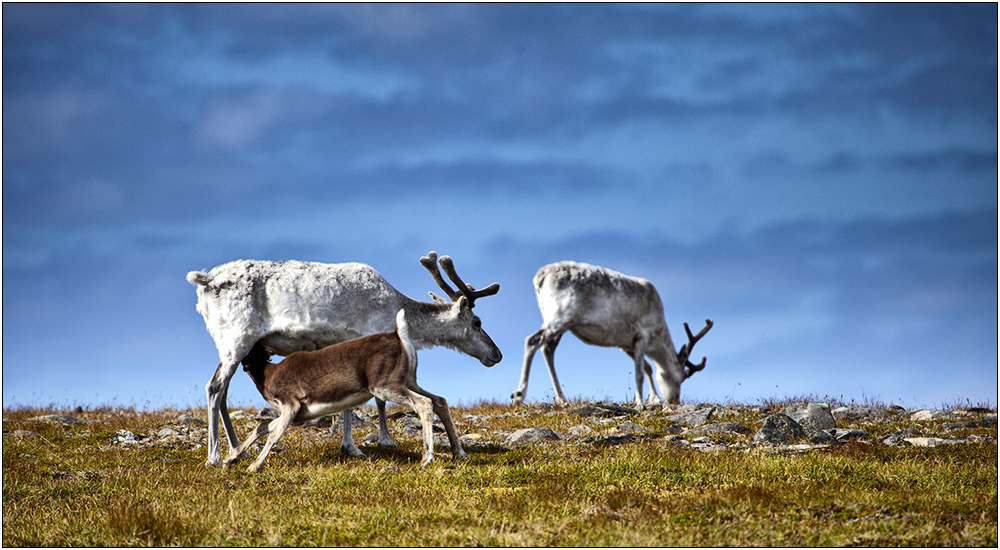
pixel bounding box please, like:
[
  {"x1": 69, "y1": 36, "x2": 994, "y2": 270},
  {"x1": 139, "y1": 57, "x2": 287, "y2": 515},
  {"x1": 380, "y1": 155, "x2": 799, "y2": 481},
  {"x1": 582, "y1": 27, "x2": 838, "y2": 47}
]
[{"x1": 3, "y1": 3, "x2": 997, "y2": 411}]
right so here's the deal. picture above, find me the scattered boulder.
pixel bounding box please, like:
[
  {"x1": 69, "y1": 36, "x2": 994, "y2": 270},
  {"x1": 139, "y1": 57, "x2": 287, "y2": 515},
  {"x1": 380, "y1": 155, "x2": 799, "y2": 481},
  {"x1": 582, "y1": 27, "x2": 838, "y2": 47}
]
[
  {"x1": 7, "y1": 430, "x2": 41, "y2": 439},
  {"x1": 28, "y1": 415, "x2": 101, "y2": 425},
  {"x1": 567, "y1": 425, "x2": 595, "y2": 437},
  {"x1": 783, "y1": 403, "x2": 836, "y2": 430},
  {"x1": 506, "y1": 427, "x2": 561, "y2": 446},
  {"x1": 881, "y1": 429, "x2": 922, "y2": 446},
  {"x1": 593, "y1": 434, "x2": 635, "y2": 447},
  {"x1": 753, "y1": 414, "x2": 803, "y2": 445},
  {"x1": 829, "y1": 428, "x2": 869, "y2": 441},
  {"x1": 116, "y1": 430, "x2": 142, "y2": 445},
  {"x1": 614, "y1": 421, "x2": 648, "y2": 433},
  {"x1": 904, "y1": 437, "x2": 960, "y2": 447},
  {"x1": 666, "y1": 407, "x2": 715, "y2": 427},
  {"x1": 174, "y1": 414, "x2": 206, "y2": 426},
  {"x1": 685, "y1": 422, "x2": 751, "y2": 437},
  {"x1": 156, "y1": 427, "x2": 179, "y2": 438},
  {"x1": 570, "y1": 403, "x2": 638, "y2": 418},
  {"x1": 832, "y1": 406, "x2": 892, "y2": 422},
  {"x1": 910, "y1": 409, "x2": 961, "y2": 422},
  {"x1": 940, "y1": 415, "x2": 997, "y2": 431}
]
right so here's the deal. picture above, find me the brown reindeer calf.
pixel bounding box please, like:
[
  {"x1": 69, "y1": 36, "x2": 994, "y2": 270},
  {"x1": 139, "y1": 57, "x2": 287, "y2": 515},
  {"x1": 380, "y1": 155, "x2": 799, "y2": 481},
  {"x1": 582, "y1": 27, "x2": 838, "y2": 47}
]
[{"x1": 225, "y1": 309, "x2": 466, "y2": 472}]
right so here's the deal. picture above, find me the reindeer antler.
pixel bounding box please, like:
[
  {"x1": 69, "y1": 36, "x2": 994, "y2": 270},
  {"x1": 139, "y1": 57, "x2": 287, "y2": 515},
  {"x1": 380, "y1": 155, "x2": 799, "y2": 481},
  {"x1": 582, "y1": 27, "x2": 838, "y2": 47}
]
[
  {"x1": 420, "y1": 251, "x2": 460, "y2": 302},
  {"x1": 420, "y1": 251, "x2": 500, "y2": 307},
  {"x1": 678, "y1": 318, "x2": 713, "y2": 379}
]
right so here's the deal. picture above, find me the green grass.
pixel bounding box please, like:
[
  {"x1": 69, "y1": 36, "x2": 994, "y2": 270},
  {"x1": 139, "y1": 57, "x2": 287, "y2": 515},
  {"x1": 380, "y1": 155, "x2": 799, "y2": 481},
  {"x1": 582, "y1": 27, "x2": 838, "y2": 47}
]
[{"x1": 3, "y1": 401, "x2": 996, "y2": 546}]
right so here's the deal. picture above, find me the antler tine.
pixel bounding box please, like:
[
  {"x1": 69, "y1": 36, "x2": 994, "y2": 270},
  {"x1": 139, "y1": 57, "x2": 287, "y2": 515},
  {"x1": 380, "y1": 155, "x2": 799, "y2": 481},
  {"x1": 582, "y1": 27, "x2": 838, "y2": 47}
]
[
  {"x1": 438, "y1": 255, "x2": 500, "y2": 307},
  {"x1": 678, "y1": 318, "x2": 713, "y2": 377},
  {"x1": 420, "y1": 251, "x2": 460, "y2": 302}
]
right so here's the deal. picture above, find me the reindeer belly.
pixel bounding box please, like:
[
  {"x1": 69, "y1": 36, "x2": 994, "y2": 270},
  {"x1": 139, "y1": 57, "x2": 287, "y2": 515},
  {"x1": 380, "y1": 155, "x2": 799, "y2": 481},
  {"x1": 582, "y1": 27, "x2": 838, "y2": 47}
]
[
  {"x1": 570, "y1": 323, "x2": 634, "y2": 348},
  {"x1": 289, "y1": 392, "x2": 375, "y2": 423}
]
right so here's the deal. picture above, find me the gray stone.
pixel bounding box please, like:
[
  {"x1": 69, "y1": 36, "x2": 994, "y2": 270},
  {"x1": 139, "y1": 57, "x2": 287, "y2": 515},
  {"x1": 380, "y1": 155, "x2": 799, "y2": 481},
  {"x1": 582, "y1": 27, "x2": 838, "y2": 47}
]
[
  {"x1": 802, "y1": 424, "x2": 834, "y2": 444},
  {"x1": 116, "y1": 429, "x2": 140, "y2": 445},
  {"x1": 175, "y1": 414, "x2": 207, "y2": 426},
  {"x1": 394, "y1": 416, "x2": 443, "y2": 433},
  {"x1": 881, "y1": 429, "x2": 922, "y2": 446},
  {"x1": 615, "y1": 421, "x2": 648, "y2": 433},
  {"x1": 831, "y1": 406, "x2": 892, "y2": 422},
  {"x1": 910, "y1": 409, "x2": 960, "y2": 421},
  {"x1": 783, "y1": 403, "x2": 836, "y2": 430},
  {"x1": 593, "y1": 434, "x2": 635, "y2": 447},
  {"x1": 570, "y1": 403, "x2": 638, "y2": 418},
  {"x1": 28, "y1": 414, "x2": 101, "y2": 425},
  {"x1": 753, "y1": 413, "x2": 803, "y2": 446},
  {"x1": 156, "y1": 427, "x2": 179, "y2": 438},
  {"x1": 829, "y1": 428, "x2": 869, "y2": 441},
  {"x1": 904, "y1": 437, "x2": 960, "y2": 447},
  {"x1": 941, "y1": 415, "x2": 997, "y2": 431},
  {"x1": 10, "y1": 430, "x2": 41, "y2": 438},
  {"x1": 505, "y1": 427, "x2": 561, "y2": 446},
  {"x1": 666, "y1": 407, "x2": 715, "y2": 427},
  {"x1": 685, "y1": 422, "x2": 751, "y2": 437},
  {"x1": 567, "y1": 425, "x2": 595, "y2": 437}
]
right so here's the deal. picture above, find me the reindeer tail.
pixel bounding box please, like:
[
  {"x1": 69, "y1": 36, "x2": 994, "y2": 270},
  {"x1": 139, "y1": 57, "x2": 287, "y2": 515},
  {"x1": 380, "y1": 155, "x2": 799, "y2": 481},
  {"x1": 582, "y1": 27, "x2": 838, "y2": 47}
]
[
  {"x1": 186, "y1": 270, "x2": 213, "y2": 286},
  {"x1": 395, "y1": 309, "x2": 418, "y2": 371}
]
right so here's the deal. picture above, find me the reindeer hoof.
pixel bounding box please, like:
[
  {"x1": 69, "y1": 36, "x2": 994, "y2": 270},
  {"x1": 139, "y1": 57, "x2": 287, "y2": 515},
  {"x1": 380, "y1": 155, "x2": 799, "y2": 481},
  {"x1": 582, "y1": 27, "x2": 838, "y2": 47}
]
[{"x1": 340, "y1": 444, "x2": 367, "y2": 459}]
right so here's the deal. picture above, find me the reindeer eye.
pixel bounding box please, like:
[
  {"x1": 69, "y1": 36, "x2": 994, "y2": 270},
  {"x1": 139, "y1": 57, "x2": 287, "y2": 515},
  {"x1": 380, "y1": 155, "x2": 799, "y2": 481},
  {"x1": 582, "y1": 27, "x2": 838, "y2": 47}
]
[{"x1": 473, "y1": 318, "x2": 482, "y2": 330}]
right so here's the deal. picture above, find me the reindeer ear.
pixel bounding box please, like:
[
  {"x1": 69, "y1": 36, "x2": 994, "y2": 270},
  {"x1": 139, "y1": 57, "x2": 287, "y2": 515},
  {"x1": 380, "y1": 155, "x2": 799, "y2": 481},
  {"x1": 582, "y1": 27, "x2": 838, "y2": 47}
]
[
  {"x1": 428, "y1": 291, "x2": 449, "y2": 304},
  {"x1": 455, "y1": 295, "x2": 470, "y2": 311}
]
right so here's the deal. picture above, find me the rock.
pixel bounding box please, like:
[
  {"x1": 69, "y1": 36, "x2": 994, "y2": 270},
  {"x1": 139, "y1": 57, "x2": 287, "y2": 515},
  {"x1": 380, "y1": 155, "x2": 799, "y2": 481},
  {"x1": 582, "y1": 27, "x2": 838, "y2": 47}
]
[
  {"x1": 394, "y1": 416, "x2": 443, "y2": 433},
  {"x1": 829, "y1": 428, "x2": 869, "y2": 441},
  {"x1": 175, "y1": 414, "x2": 206, "y2": 426},
  {"x1": 685, "y1": 422, "x2": 751, "y2": 437},
  {"x1": 753, "y1": 414, "x2": 803, "y2": 446},
  {"x1": 457, "y1": 433, "x2": 489, "y2": 452},
  {"x1": 567, "y1": 425, "x2": 595, "y2": 437},
  {"x1": 156, "y1": 427, "x2": 179, "y2": 438},
  {"x1": 570, "y1": 403, "x2": 638, "y2": 418},
  {"x1": 881, "y1": 429, "x2": 922, "y2": 446},
  {"x1": 229, "y1": 410, "x2": 253, "y2": 420},
  {"x1": 666, "y1": 407, "x2": 715, "y2": 427},
  {"x1": 257, "y1": 409, "x2": 280, "y2": 420},
  {"x1": 594, "y1": 434, "x2": 636, "y2": 447},
  {"x1": 28, "y1": 414, "x2": 101, "y2": 425},
  {"x1": 615, "y1": 421, "x2": 648, "y2": 433},
  {"x1": 8, "y1": 430, "x2": 41, "y2": 438},
  {"x1": 783, "y1": 403, "x2": 836, "y2": 430},
  {"x1": 904, "y1": 437, "x2": 960, "y2": 447},
  {"x1": 116, "y1": 429, "x2": 140, "y2": 445},
  {"x1": 832, "y1": 406, "x2": 892, "y2": 422},
  {"x1": 910, "y1": 409, "x2": 960, "y2": 421},
  {"x1": 802, "y1": 424, "x2": 834, "y2": 444},
  {"x1": 505, "y1": 427, "x2": 561, "y2": 446},
  {"x1": 940, "y1": 415, "x2": 998, "y2": 431}
]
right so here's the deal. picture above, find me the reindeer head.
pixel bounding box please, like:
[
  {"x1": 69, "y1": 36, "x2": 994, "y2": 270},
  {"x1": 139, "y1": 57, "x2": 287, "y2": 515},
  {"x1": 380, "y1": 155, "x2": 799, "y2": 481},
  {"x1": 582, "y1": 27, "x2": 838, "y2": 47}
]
[
  {"x1": 663, "y1": 318, "x2": 714, "y2": 404},
  {"x1": 420, "y1": 251, "x2": 503, "y2": 367}
]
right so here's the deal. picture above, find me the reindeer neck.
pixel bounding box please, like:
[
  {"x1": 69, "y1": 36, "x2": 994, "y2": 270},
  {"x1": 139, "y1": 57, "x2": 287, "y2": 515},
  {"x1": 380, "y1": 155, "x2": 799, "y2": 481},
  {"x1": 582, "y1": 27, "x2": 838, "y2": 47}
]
[{"x1": 397, "y1": 298, "x2": 462, "y2": 350}]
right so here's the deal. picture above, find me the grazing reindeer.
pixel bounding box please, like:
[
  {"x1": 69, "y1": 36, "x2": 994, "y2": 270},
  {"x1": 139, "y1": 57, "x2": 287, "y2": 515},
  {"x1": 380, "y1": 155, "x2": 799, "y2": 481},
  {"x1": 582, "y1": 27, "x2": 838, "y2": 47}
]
[
  {"x1": 226, "y1": 310, "x2": 466, "y2": 472},
  {"x1": 511, "y1": 261, "x2": 712, "y2": 408},
  {"x1": 188, "y1": 251, "x2": 500, "y2": 467}
]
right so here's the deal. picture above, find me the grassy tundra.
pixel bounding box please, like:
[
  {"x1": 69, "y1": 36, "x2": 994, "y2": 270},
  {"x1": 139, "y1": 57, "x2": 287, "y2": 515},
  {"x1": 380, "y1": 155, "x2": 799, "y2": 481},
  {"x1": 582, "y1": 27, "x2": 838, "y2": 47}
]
[{"x1": 3, "y1": 398, "x2": 996, "y2": 547}]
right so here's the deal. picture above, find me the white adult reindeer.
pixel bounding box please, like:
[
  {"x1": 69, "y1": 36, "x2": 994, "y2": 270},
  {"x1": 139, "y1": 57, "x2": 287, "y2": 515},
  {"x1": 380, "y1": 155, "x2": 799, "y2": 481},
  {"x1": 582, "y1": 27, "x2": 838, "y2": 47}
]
[
  {"x1": 511, "y1": 261, "x2": 712, "y2": 408},
  {"x1": 187, "y1": 251, "x2": 501, "y2": 467}
]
